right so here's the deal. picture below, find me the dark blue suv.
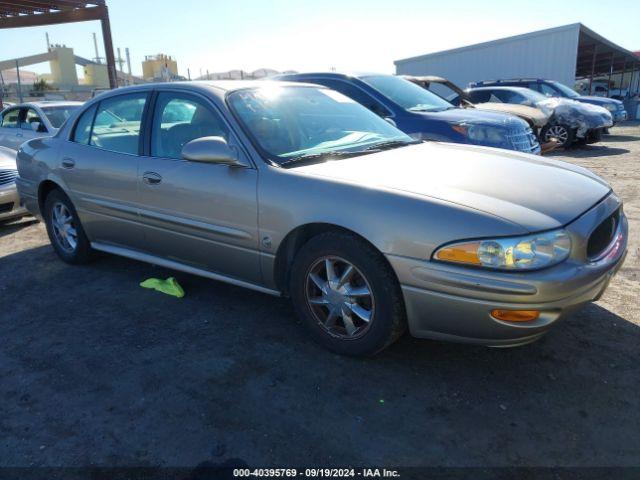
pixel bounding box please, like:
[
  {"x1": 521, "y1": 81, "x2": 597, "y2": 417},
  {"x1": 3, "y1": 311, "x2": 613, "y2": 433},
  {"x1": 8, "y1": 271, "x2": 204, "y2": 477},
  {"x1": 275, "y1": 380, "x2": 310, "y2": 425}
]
[
  {"x1": 275, "y1": 73, "x2": 540, "y2": 155},
  {"x1": 470, "y1": 79, "x2": 627, "y2": 124}
]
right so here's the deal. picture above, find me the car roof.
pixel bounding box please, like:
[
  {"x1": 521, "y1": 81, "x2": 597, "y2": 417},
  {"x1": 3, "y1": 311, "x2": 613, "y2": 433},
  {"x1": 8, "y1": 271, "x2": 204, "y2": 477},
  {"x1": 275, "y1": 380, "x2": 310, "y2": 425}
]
[
  {"x1": 84, "y1": 80, "x2": 326, "y2": 103},
  {"x1": 468, "y1": 86, "x2": 535, "y2": 93},
  {"x1": 16, "y1": 101, "x2": 84, "y2": 108},
  {"x1": 275, "y1": 71, "x2": 385, "y2": 80}
]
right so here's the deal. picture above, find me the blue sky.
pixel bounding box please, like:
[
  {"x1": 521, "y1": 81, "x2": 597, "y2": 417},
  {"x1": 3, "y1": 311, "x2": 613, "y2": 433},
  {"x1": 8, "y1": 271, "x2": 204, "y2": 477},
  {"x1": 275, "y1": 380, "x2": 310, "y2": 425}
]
[{"x1": 0, "y1": 0, "x2": 638, "y2": 77}]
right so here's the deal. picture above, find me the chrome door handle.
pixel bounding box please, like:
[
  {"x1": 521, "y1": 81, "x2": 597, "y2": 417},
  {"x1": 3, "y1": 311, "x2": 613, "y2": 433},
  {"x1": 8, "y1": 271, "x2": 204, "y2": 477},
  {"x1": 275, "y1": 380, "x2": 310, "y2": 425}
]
[
  {"x1": 142, "y1": 171, "x2": 162, "y2": 185},
  {"x1": 61, "y1": 157, "x2": 75, "y2": 169}
]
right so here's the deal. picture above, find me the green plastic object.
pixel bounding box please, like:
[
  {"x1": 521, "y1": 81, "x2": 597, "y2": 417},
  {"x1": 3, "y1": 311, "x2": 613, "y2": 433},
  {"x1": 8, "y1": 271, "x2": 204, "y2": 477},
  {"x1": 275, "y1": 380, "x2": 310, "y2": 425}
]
[{"x1": 140, "y1": 277, "x2": 185, "y2": 298}]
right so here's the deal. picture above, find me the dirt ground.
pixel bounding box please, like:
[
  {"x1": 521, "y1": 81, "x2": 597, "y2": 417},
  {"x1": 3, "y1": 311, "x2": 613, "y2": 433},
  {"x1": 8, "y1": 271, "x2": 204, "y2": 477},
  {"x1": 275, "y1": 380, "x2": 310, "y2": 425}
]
[{"x1": 1, "y1": 123, "x2": 639, "y2": 470}]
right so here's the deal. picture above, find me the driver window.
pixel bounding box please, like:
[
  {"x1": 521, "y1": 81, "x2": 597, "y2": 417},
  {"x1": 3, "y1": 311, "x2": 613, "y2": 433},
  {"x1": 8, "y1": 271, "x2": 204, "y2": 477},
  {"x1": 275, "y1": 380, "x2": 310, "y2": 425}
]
[
  {"x1": 151, "y1": 92, "x2": 229, "y2": 159},
  {"x1": 21, "y1": 108, "x2": 46, "y2": 132}
]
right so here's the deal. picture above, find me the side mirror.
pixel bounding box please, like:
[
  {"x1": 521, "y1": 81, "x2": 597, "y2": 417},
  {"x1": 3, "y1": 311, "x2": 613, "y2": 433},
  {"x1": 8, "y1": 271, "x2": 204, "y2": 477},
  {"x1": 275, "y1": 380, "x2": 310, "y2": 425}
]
[{"x1": 181, "y1": 136, "x2": 246, "y2": 167}]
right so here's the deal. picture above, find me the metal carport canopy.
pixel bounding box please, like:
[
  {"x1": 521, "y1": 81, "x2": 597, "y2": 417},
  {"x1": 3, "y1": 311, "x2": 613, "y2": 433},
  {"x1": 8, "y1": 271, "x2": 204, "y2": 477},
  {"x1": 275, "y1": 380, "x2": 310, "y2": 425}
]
[
  {"x1": 0, "y1": 1, "x2": 117, "y2": 88},
  {"x1": 576, "y1": 24, "x2": 640, "y2": 83}
]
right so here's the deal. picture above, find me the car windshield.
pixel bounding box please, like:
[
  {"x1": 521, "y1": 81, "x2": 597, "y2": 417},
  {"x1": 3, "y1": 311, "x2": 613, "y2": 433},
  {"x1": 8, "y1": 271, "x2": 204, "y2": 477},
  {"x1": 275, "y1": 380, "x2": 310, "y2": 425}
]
[
  {"x1": 228, "y1": 86, "x2": 414, "y2": 164},
  {"x1": 361, "y1": 75, "x2": 454, "y2": 112},
  {"x1": 551, "y1": 82, "x2": 580, "y2": 98},
  {"x1": 42, "y1": 105, "x2": 80, "y2": 128}
]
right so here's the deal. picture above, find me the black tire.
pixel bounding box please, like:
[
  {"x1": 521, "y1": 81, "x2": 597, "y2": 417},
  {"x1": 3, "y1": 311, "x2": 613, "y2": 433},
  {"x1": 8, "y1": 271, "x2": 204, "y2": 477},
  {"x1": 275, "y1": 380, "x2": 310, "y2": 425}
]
[
  {"x1": 43, "y1": 189, "x2": 93, "y2": 264},
  {"x1": 289, "y1": 231, "x2": 406, "y2": 356},
  {"x1": 541, "y1": 124, "x2": 574, "y2": 148}
]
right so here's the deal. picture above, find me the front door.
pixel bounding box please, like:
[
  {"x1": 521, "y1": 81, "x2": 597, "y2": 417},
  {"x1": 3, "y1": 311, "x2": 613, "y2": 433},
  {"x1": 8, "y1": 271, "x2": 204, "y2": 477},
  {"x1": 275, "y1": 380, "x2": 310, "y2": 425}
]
[
  {"x1": 136, "y1": 90, "x2": 260, "y2": 284},
  {"x1": 58, "y1": 92, "x2": 149, "y2": 249},
  {"x1": 18, "y1": 107, "x2": 47, "y2": 143}
]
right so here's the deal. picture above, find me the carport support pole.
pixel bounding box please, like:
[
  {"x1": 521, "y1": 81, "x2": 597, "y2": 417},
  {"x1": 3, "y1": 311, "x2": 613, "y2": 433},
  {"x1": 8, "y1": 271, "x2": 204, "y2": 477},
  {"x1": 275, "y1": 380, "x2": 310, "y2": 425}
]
[
  {"x1": 621, "y1": 59, "x2": 627, "y2": 95},
  {"x1": 588, "y1": 45, "x2": 598, "y2": 95},
  {"x1": 15, "y1": 60, "x2": 23, "y2": 103},
  {"x1": 100, "y1": 7, "x2": 117, "y2": 89},
  {"x1": 607, "y1": 53, "x2": 614, "y2": 95}
]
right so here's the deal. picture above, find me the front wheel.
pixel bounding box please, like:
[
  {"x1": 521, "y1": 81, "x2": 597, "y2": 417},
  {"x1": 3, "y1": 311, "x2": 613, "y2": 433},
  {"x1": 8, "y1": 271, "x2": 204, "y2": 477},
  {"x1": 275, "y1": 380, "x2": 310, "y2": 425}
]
[
  {"x1": 289, "y1": 232, "x2": 406, "y2": 356},
  {"x1": 43, "y1": 189, "x2": 93, "y2": 264},
  {"x1": 542, "y1": 124, "x2": 573, "y2": 148}
]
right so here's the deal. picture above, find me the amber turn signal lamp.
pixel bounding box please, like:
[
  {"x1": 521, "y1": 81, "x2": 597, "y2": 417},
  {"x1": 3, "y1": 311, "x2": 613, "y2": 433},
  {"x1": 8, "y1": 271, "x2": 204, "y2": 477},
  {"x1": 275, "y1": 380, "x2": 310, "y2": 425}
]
[
  {"x1": 435, "y1": 242, "x2": 481, "y2": 264},
  {"x1": 491, "y1": 309, "x2": 540, "y2": 322}
]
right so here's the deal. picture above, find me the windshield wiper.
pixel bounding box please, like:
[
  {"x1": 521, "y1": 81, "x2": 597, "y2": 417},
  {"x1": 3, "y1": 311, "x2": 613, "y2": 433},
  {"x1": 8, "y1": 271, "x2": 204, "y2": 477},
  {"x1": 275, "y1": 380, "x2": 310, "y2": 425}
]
[
  {"x1": 279, "y1": 150, "x2": 369, "y2": 168},
  {"x1": 364, "y1": 139, "x2": 421, "y2": 151}
]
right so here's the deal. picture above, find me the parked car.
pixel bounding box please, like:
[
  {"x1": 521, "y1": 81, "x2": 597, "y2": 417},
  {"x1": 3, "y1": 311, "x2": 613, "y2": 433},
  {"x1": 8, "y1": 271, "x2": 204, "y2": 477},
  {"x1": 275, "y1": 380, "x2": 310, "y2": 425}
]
[
  {"x1": 0, "y1": 146, "x2": 28, "y2": 223},
  {"x1": 471, "y1": 79, "x2": 627, "y2": 125},
  {"x1": 0, "y1": 101, "x2": 82, "y2": 151},
  {"x1": 402, "y1": 75, "x2": 556, "y2": 151},
  {"x1": 16, "y1": 82, "x2": 627, "y2": 356},
  {"x1": 275, "y1": 72, "x2": 541, "y2": 155},
  {"x1": 466, "y1": 86, "x2": 613, "y2": 148}
]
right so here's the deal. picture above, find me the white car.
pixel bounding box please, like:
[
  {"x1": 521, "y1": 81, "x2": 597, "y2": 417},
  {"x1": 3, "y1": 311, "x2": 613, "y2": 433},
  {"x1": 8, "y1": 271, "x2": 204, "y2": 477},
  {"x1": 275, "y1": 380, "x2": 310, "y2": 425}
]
[
  {"x1": 0, "y1": 101, "x2": 83, "y2": 151},
  {"x1": 0, "y1": 146, "x2": 27, "y2": 222}
]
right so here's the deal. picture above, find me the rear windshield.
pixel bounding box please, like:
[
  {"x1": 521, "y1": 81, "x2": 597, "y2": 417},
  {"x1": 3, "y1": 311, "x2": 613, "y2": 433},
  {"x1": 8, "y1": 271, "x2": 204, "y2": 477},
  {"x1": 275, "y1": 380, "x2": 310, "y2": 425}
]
[
  {"x1": 361, "y1": 75, "x2": 453, "y2": 112},
  {"x1": 42, "y1": 105, "x2": 80, "y2": 129}
]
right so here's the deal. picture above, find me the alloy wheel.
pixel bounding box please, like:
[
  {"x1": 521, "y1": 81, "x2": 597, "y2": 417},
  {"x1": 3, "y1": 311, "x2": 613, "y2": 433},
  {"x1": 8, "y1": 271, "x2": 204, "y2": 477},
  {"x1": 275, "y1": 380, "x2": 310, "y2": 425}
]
[
  {"x1": 51, "y1": 202, "x2": 78, "y2": 252},
  {"x1": 545, "y1": 125, "x2": 569, "y2": 144},
  {"x1": 305, "y1": 256, "x2": 375, "y2": 339}
]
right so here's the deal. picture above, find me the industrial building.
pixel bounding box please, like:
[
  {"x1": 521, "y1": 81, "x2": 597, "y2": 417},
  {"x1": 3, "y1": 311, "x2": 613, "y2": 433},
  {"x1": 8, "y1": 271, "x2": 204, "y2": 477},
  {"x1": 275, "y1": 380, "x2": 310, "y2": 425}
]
[
  {"x1": 142, "y1": 54, "x2": 179, "y2": 81},
  {"x1": 395, "y1": 23, "x2": 640, "y2": 97}
]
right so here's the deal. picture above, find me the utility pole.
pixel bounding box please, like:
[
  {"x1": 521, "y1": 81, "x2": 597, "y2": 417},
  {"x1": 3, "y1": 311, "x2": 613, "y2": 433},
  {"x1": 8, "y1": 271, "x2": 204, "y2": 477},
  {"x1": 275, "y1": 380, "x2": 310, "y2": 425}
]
[
  {"x1": 125, "y1": 48, "x2": 132, "y2": 79},
  {"x1": 45, "y1": 32, "x2": 51, "y2": 50},
  {"x1": 92, "y1": 32, "x2": 102, "y2": 64},
  {"x1": 187, "y1": 68, "x2": 191, "y2": 81}
]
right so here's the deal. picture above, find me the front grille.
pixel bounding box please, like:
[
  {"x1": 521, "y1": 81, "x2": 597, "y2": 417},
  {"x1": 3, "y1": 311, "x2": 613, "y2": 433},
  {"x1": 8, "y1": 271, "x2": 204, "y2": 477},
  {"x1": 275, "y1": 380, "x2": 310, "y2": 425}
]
[
  {"x1": 587, "y1": 209, "x2": 620, "y2": 259},
  {"x1": 508, "y1": 129, "x2": 540, "y2": 153},
  {"x1": 0, "y1": 169, "x2": 18, "y2": 186},
  {"x1": 0, "y1": 202, "x2": 14, "y2": 213}
]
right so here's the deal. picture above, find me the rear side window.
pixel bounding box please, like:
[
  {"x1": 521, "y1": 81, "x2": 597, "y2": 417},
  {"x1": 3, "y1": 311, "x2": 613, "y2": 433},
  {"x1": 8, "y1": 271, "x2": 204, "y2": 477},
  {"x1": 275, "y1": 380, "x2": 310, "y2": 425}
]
[
  {"x1": 1, "y1": 108, "x2": 20, "y2": 128},
  {"x1": 90, "y1": 93, "x2": 148, "y2": 155},
  {"x1": 73, "y1": 104, "x2": 97, "y2": 145}
]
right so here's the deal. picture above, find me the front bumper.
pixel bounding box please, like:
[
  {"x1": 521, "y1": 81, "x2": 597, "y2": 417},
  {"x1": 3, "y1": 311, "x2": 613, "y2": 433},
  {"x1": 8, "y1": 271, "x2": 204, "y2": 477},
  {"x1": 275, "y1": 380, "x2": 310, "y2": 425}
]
[
  {"x1": 387, "y1": 194, "x2": 628, "y2": 346},
  {"x1": 611, "y1": 109, "x2": 627, "y2": 123},
  {"x1": 0, "y1": 182, "x2": 28, "y2": 222}
]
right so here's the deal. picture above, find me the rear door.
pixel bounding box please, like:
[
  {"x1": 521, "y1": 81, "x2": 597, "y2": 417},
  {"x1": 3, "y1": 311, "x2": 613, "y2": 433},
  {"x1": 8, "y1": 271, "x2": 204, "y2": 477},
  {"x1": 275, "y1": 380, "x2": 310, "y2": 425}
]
[
  {"x1": 58, "y1": 92, "x2": 149, "y2": 250},
  {"x1": 136, "y1": 89, "x2": 260, "y2": 283},
  {"x1": 0, "y1": 107, "x2": 25, "y2": 150}
]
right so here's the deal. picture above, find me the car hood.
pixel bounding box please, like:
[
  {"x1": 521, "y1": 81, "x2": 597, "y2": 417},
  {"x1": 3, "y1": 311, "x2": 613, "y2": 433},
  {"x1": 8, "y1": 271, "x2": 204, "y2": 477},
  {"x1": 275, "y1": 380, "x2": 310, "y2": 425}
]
[
  {"x1": 473, "y1": 103, "x2": 550, "y2": 127},
  {"x1": 0, "y1": 146, "x2": 17, "y2": 169},
  {"x1": 291, "y1": 142, "x2": 611, "y2": 232},
  {"x1": 416, "y1": 107, "x2": 527, "y2": 129},
  {"x1": 576, "y1": 95, "x2": 623, "y2": 106}
]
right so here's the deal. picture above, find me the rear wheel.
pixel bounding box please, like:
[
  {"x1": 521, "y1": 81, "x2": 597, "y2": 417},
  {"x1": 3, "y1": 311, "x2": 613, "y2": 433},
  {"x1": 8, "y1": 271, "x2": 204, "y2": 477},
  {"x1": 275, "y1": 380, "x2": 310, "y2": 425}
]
[
  {"x1": 43, "y1": 189, "x2": 93, "y2": 264},
  {"x1": 542, "y1": 124, "x2": 573, "y2": 147},
  {"x1": 289, "y1": 232, "x2": 406, "y2": 356}
]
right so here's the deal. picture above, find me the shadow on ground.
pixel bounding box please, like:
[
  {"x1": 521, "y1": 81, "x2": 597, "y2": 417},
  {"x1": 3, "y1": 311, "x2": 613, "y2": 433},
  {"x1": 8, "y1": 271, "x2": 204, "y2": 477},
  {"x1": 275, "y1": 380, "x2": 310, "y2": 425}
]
[
  {"x1": 1, "y1": 245, "x2": 639, "y2": 468},
  {"x1": 549, "y1": 146, "x2": 630, "y2": 158}
]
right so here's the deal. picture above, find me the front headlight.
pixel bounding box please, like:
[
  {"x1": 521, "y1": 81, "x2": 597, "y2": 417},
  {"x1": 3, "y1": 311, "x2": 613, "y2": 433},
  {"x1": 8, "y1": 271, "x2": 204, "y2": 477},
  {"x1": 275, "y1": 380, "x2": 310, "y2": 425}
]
[
  {"x1": 452, "y1": 123, "x2": 507, "y2": 144},
  {"x1": 433, "y1": 229, "x2": 571, "y2": 270},
  {"x1": 604, "y1": 104, "x2": 616, "y2": 112}
]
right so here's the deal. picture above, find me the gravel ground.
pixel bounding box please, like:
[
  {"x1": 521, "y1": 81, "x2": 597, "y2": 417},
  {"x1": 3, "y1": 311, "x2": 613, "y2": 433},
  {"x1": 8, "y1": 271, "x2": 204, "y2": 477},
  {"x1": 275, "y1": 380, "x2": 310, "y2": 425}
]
[{"x1": 0, "y1": 122, "x2": 639, "y2": 470}]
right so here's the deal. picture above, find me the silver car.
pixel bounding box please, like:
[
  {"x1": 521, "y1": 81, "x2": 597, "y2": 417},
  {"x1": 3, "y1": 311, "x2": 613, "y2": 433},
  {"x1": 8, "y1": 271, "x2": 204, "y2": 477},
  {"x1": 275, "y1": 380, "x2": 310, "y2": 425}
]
[
  {"x1": 0, "y1": 146, "x2": 27, "y2": 222},
  {"x1": 0, "y1": 101, "x2": 82, "y2": 151},
  {"x1": 15, "y1": 82, "x2": 627, "y2": 356}
]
